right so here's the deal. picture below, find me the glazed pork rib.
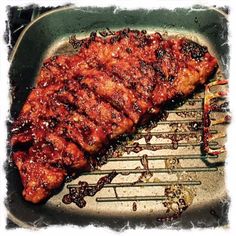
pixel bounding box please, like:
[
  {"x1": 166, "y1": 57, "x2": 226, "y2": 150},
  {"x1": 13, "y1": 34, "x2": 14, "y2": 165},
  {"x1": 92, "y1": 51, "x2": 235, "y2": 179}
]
[{"x1": 11, "y1": 29, "x2": 218, "y2": 203}]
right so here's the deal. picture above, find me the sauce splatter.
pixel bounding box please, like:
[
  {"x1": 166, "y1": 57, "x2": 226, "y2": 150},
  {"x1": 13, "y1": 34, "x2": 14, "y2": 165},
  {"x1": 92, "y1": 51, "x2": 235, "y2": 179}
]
[
  {"x1": 132, "y1": 202, "x2": 137, "y2": 211},
  {"x1": 157, "y1": 184, "x2": 196, "y2": 222},
  {"x1": 62, "y1": 171, "x2": 118, "y2": 208}
]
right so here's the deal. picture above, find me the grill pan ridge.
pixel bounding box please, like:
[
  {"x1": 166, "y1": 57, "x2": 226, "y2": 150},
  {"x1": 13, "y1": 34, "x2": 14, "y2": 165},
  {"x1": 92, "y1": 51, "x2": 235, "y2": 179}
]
[{"x1": 6, "y1": 6, "x2": 229, "y2": 229}]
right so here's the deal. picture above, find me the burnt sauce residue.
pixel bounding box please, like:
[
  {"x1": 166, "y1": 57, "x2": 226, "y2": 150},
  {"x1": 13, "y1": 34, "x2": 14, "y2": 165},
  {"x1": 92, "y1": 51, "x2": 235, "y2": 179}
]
[
  {"x1": 138, "y1": 154, "x2": 153, "y2": 182},
  {"x1": 125, "y1": 130, "x2": 201, "y2": 154},
  {"x1": 132, "y1": 202, "x2": 137, "y2": 211},
  {"x1": 157, "y1": 184, "x2": 195, "y2": 222},
  {"x1": 62, "y1": 171, "x2": 118, "y2": 208}
]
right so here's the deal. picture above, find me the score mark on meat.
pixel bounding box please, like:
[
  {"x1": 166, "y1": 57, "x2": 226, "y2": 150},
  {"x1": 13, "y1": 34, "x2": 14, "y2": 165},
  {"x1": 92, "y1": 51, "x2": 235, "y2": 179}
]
[{"x1": 10, "y1": 29, "x2": 218, "y2": 203}]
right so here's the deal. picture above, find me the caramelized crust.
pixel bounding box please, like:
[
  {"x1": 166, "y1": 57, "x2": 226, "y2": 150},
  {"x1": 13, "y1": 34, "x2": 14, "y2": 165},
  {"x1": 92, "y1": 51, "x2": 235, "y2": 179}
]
[
  {"x1": 65, "y1": 80, "x2": 134, "y2": 139},
  {"x1": 11, "y1": 29, "x2": 218, "y2": 203}
]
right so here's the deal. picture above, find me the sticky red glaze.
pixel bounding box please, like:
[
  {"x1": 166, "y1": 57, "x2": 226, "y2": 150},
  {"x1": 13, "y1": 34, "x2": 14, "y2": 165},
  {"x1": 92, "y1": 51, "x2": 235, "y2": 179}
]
[{"x1": 11, "y1": 29, "x2": 218, "y2": 203}]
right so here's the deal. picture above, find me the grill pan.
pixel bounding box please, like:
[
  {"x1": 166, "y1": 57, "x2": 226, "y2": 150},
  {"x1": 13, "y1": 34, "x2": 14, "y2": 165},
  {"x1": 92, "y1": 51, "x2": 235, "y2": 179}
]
[{"x1": 6, "y1": 6, "x2": 229, "y2": 229}]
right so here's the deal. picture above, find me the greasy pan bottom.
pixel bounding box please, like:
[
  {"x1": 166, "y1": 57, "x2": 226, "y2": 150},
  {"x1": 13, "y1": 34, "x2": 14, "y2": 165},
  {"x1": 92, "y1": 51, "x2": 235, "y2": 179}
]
[{"x1": 7, "y1": 6, "x2": 229, "y2": 229}]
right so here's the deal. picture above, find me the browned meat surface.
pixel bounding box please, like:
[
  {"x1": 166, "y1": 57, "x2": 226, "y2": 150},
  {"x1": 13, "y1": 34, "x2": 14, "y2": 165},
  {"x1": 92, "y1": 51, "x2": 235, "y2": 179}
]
[
  {"x1": 10, "y1": 29, "x2": 218, "y2": 203},
  {"x1": 81, "y1": 70, "x2": 150, "y2": 123},
  {"x1": 64, "y1": 80, "x2": 134, "y2": 139}
]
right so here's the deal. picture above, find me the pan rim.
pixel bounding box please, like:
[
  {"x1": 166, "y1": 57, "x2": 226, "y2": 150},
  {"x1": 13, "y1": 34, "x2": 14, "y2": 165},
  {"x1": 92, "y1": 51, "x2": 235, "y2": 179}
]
[{"x1": 8, "y1": 5, "x2": 227, "y2": 63}]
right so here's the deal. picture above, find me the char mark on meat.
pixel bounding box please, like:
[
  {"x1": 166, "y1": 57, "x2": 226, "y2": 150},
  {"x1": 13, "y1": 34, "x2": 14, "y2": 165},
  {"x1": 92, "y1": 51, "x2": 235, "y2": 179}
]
[{"x1": 10, "y1": 29, "x2": 218, "y2": 203}]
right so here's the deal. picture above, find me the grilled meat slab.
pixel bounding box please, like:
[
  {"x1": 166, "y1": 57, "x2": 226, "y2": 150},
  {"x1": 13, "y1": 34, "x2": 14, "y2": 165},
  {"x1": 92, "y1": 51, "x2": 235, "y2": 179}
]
[{"x1": 10, "y1": 29, "x2": 218, "y2": 203}]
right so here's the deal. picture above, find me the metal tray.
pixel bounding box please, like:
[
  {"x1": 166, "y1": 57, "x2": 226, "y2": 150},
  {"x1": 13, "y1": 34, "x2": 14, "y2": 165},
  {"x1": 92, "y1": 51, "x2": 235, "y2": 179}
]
[{"x1": 6, "y1": 6, "x2": 229, "y2": 229}]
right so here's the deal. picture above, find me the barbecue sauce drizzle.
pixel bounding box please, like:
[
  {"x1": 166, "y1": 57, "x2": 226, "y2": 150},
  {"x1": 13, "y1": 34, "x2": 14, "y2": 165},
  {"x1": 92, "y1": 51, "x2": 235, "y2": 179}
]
[
  {"x1": 12, "y1": 28, "x2": 224, "y2": 222},
  {"x1": 62, "y1": 171, "x2": 118, "y2": 208}
]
